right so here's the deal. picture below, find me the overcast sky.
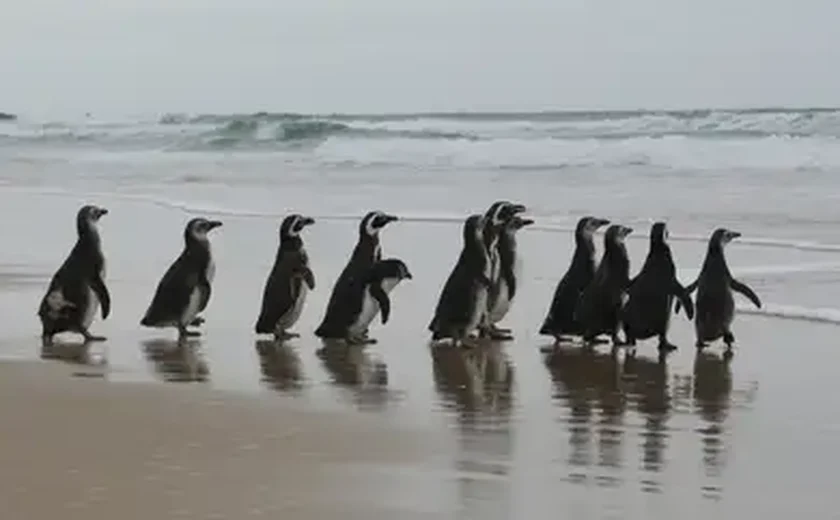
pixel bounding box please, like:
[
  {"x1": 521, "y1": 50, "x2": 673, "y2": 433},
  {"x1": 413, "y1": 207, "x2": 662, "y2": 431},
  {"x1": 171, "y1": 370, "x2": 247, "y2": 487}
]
[{"x1": 1, "y1": 0, "x2": 837, "y2": 117}]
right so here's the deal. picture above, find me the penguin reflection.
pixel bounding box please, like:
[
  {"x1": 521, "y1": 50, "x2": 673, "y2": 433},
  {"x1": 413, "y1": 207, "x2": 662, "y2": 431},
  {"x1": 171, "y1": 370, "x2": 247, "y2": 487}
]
[
  {"x1": 141, "y1": 338, "x2": 208, "y2": 383},
  {"x1": 40, "y1": 339, "x2": 107, "y2": 369},
  {"x1": 692, "y1": 350, "x2": 734, "y2": 477},
  {"x1": 316, "y1": 342, "x2": 389, "y2": 410},
  {"x1": 254, "y1": 339, "x2": 303, "y2": 393},
  {"x1": 622, "y1": 353, "x2": 670, "y2": 474},
  {"x1": 543, "y1": 345, "x2": 626, "y2": 470},
  {"x1": 430, "y1": 341, "x2": 515, "y2": 520}
]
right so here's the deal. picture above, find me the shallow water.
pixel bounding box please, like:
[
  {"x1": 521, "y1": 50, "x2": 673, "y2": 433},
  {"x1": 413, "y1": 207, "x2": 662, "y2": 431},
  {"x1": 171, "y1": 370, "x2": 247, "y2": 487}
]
[{"x1": 3, "y1": 110, "x2": 840, "y2": 517}]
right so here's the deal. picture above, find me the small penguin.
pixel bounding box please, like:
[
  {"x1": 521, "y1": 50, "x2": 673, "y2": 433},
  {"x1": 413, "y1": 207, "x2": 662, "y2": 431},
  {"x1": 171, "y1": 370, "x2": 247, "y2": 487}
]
[
  {"x1": 621, "y1": 222, "x2": 695, "y2": 354},
  {"x1": 574, "y1": 224, "x2": 633, "y2": 347},
  {"x1": 140, "y1": 217, "x2": 222, "y2": 341},
  {"x1": 429, "y1": 214, "x2": 494, "y2": 348},
  {"x1": 38, "y1": 205, "x2": 111, "y2": 346},
  {"x1": 480, "y1": 200, "x2": 526, "y2": 338},
  {"x1": 485, "y1": 214, "x2": 534, "y2": 340},
  {"x1": 539, "y1": 216, "x2": 610, "y2": 343},
  {"x1": 680, "y1": 228, "x2": 761, "y2": 354},
  {"x1": 314, "y1": 210, "x2": 398, "y2": 341},
  {"x1": 345, "y1": 258, "x2": 413, "y2": 344},
  {"x1": 255, "y1": 214, "x2": 316, "y2": 340}
]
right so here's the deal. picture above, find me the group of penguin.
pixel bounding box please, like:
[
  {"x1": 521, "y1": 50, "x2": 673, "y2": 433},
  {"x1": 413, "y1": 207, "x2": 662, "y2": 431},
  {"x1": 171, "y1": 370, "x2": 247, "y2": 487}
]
[{"x1": 37, "y1": 201, "x2": 762, "y2": 360}]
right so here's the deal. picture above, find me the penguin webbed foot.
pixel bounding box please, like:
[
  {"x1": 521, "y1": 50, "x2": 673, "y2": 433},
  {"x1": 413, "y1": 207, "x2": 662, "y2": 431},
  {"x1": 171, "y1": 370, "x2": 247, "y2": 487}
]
[
  {"x1": 723, "y1": 331, "x2": 735, "y2": 347},
  {"x1": 190, "y1": 317, "x2": 205, "y2": 327},
  {"x1": 41, "y1": 334, "x2": 54, "y2": 348},
  {"x1": 81, "y1": 330, "x2": 107, "y2": 343},
  {"x1": 346, "y1": 334, "x2": 377, "y2": 345},
  {"x1": 657, "y1": 338, "x2": 678, "y2": 353}
]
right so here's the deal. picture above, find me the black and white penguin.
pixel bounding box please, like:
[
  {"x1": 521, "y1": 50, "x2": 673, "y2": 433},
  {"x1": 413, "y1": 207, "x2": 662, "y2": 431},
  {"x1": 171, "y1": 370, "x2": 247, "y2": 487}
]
[
  {"x1": 429, "y1": 214, "x2": 494, "y2": 348},
  {"x1": 38, "y1": 205, "x2": 111, "y2": 346},
  {"x1": 480, "y1": 200, "x2": 526, "y2": 339},
  {"x1": 345, "y1": 258, "x2": 413, "y2": 344},
  {"x1": 255, "y1": 214, "x2": 316, "y2": 340},
  {"x1": 140, "y1": 217, "x2": 222, "y2": 341},
  {"x1": 574, "y1": 223, "x2": 633, "y2": 347},
  {"x1": 621, "y1": 222, "x2": 695, "y2": 355},
  {"x1": 485, "y1": 214, "x2": 534, "y2": 340},
  {"x1": 314, "y1": 210, "x2": 398, "y2": 341},
  {"x1": 680, "y1": 228, "x2": 761, "y2": 355},
  {"x1": 539, "y1": 216, "x2": 610, "y2": 343}
]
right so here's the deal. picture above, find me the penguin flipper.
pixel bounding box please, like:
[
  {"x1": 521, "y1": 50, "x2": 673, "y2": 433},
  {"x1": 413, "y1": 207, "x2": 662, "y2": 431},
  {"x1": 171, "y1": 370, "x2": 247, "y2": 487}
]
[
  {"x1": 301, "y1": 266, "x2": 316, "y2": 290},
  {"x1": 371, "y1": 284, "x2": 391, "y2": 324},
  {"x1": 91, "y1": 273, "x2": 111, "y2": 320},
  {"x1": 198, "y1": 276, "x2": 212, "y2": 313},
  {"x1": 675, "y1": 279, "x2": 698, "y2": 314},
  {"x1": 672, "y1": 280, "x2": 695, "y2": 320},
  {"x1": 731, "y1": 279, "x2": 762, "y2": 309}
]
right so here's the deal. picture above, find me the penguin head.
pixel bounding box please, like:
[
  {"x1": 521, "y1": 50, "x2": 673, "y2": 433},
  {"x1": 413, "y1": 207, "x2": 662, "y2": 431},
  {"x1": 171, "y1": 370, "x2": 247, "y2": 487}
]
[
  {"x1": 76, "y1": 205, "x2": 108, "y2": 235},
  {"x1": 578, "y1": 216, "x2": 610, "y2": 239},
  {"x1": 464, "y1": 214, "x2": 485, "y2": 245},
  {"x1": 360, "y1": 210, "x2": 398, "y2": 238},
  {"x1": 650, "y1": 221, "x2": 669, "y2": 246},
  {"x1": 711, "y1": 228, "x2": 741, "y2": 247},
  {"x1": 505, "y1": 215, "x2": 534, "y2": 234},
  {"x1": 281, "y1": 214, "x2": 315, "y2": 240},
  {"x1": 484, "y1": 201, "x2": 526, "y2": 228},
  {"x1": 377, "y1": 258, "x2": 413, "y2": 281},
  {"x1": 185, "y1": 217, "x2": 223, "y2": 243},
  {"x1": 605, "y1": 224, "x2": 633, "y2": 245}
]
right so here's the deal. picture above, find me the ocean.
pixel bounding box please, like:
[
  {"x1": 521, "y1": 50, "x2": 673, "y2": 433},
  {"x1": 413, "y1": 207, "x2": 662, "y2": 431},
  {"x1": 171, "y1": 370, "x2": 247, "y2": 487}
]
[{"x1": 1, "y1": 108, "x2": 839, "y2": 518}]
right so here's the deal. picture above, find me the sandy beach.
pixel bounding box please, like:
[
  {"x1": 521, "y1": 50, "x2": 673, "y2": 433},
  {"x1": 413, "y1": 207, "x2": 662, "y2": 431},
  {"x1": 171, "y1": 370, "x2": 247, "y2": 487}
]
[{"x1": 1, "y1": 188, "x2": 840, "y2": 519}]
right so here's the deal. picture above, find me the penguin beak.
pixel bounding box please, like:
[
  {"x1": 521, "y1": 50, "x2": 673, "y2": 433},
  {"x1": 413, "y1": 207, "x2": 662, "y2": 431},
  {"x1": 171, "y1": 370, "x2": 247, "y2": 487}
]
[
  {"x1": 621, "y1": 226, "x2": 634, "y2": 237},
  {"x1": 594, "y1": 218, "x2": 610, "y2": 228},
  {"x1": 207, "y1": 220, "x2": 223, "y2": 230},
  {"x1": 509, "y1": 203, "x2": 527, "y2": 215},
  {"x1": 727, "y1": 230, "x2": 741, "y2": 240},
  {"x1": 301, "y1": 216, "x2": 315, "y2": 227},
  {"x1": 98, "y1": 208, "x2": 108, "y2": 217},
  {"x1": 516, "y1": 217, "x2": 535, "y2": 228},
  {"x1": 403, "y1": 271, "x2": 413, "y2": 280},
  {"x1": 375, "y1": 214, "x2": 399, "y2": 228}
]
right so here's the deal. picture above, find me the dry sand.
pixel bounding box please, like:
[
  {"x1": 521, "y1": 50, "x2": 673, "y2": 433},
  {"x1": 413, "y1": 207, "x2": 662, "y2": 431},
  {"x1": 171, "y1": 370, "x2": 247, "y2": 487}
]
[{"x1": 0, "y1": 360, "x2": 448, "y2": 520}]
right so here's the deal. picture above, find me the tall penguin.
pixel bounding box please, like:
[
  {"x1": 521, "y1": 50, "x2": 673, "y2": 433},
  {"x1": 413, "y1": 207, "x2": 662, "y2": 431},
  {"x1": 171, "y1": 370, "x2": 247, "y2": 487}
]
[
  {"x1": 314, "y1": 210, "x2": 399, "y2": 341},
  {"x1": 346, "y1": 258, "x2": 413, "y2": 344},
  {"x1": 480, "y1": 200, "x2": 526, "y2": 338},
  {"x1": 574, "y1": 224, "x2": 633, "y2": 347},
  {"x1": 621, "y1": 222, "x2": 695, "y2": 354},
  {"x1": 140, "y1": 217, "x2": 222, "y2": 341},
  {"x1": 429, "y1": 214, "x2": 493, "y2": 347},
  {"x1": 255, "y1": 214, "x2": 316, "y2": 340},
  {"x1": 38, "y1": 205, "x2": 111, "y2": 346},
  {"x1": 680, "y1": 228, "x2": 761, "y2": 354},
  {"x1": 485, "y1": 214, "x2": 534, "y2": 340},
  {"x1": 539, "y1": 216, "x2": 610, "y2": 343}
]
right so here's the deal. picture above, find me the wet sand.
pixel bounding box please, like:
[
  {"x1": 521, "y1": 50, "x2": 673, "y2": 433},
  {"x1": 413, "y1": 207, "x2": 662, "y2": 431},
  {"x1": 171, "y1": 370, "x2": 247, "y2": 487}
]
[{"x1": 1, "y1": 192, "x2": 840, "y2": 518}]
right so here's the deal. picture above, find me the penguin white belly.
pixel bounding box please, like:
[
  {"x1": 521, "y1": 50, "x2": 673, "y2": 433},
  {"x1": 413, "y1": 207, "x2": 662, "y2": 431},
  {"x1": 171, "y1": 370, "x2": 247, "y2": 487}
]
[
  {"x1": 348, "y1": 278, "x2": 399, "y2": 337},
  {"x1": 81, "y1": 284, "x2": 100, "y2": 330},
  {"x1": 278, "y1": 283, "x2": 308, "y2": 330},
  {"x1": 489, "y1": 253, "x2": 520, "y2": 324},
  {"x1": 467, "y1": 260, "x2": 492, "y2": 333},
  {"x1": 182, "y1": 287, "x2": 203, "y2": 326},
  {"x1": 206, "y1": 255, "x2": 216, "y2": 284}
]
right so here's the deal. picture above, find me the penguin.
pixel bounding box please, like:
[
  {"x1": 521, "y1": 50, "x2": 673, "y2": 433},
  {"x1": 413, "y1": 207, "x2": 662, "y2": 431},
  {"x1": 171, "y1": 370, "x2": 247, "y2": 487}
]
[
  {"x1": 314, "y1": 210, "x2": 399, "y2": 341},
  {"x1": 38, "y1": 204, "x2": 111, "y2": 347},
  {"x1": 429, "y1": 214, "x2": 494, "y2": 348},
  {"x1": 539, "y1": 216, "x2": 611, "y2": 343},
  {"x1": 140, "y1": 217, "x2": 222, "y2": 341},
  {"x1": 621, "y1": 221, "x2": 695, "y2": 355},
  {"x1": 485, "y1": 214, "x2": 534, "y2": 340},
  {"x1": 255, "y1": 214, "x2": 316, "y2": 340},
  {"x1": 345, "y1": 258, "x2": 413, "y2": 344},
  {"x1": 479, "y1": 200, "x2": 526, "y2": 339},
  {"x1": 574, "y1": 223, "x2": 633, "y2": 347},
  {"x1": 680, "y1": 228, "x2": 761, "y2": 354}
]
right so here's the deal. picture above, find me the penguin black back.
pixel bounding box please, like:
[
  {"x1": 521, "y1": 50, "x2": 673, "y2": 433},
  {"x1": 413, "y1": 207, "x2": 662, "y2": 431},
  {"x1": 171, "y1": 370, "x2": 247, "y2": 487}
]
[
  {"x1": 255, "y1": 214, "x2": 316, "y2": 337},
  {"x1": 429, "y1": 214, "x2": 492, "y2": 343},
  {"x1": 314, "y1": 210, "x2": 398, "y2": 339},
  {"x1": 686, "y1": 228, "x2": 761, "y2": 350},
  {"x1": 38, "y1": 204, "x2": 111, "y2": 345},
  {"x1": 539, "y1": 216, "x2": 610, "y2": 339},
  {"x1": 621, "y1": 222, "x2": 694, "y2": 352},
  {"x1": 575, "y1": 223, "x2": 633, "y2": 345},
  {"x1": 140, "y1": 217, "x2": 222, "y2": 337}
]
